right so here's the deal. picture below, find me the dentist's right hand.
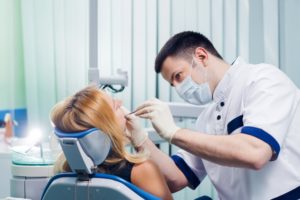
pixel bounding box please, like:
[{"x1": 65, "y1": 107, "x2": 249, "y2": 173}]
[{"x1": 134, "y1": 98, "x2": 180, "y2": 142}]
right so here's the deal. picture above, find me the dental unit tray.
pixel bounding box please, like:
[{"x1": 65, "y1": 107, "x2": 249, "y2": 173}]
[{"x1": 11, "y1": 145, "x2": 54, "y2": 165}]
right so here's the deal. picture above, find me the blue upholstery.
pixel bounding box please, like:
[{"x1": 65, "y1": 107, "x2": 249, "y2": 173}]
[
  {"x1": 54, "y1": 128, "x2": 99, "y2": 138},
  {"x1": 42, "y1": 172, "x2": 160, "y2": 200}
]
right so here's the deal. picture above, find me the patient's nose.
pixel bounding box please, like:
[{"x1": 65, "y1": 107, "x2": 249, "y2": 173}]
[{"x1": 115, "y1": 99, "x2": 122, "y2": 108}]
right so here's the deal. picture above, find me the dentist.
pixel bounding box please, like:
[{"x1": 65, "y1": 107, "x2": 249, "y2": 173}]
[{"x1": 126, "y1": 31, "x2": 300, "y2": 200}]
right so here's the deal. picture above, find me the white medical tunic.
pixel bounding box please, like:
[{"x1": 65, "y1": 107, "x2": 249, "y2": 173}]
[{"x1": 171, "y1": 57, "x2": 300, "y2": 200}]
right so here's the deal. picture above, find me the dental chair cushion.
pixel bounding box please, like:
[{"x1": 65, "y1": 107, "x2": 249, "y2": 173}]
[{"x1": 41, "y1": 172, "x2": 160, "y2": 200}]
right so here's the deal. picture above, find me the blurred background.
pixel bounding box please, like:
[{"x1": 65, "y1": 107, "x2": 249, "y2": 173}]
[{"x1": 1, "y1": 0, "x2": 300, "y2": 199}]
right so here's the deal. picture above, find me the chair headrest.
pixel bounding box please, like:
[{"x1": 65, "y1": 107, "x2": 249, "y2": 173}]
[{"x1": 54, "y1": 128, "x2": 111, "y2": 175}]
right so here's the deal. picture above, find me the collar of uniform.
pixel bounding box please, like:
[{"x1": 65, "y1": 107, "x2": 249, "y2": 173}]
[{"x1": 212, "y1": 57, "x2": 246, "y2": 103}]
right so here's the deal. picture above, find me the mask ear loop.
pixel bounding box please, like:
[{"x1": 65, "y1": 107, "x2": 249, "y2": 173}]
[
  {"x1": 192, "y1": 56, "x2": 208, "y2": 83},
  {"x1": 203, "y1": 68, "x2": 208, "y2": 83},
  {"x1": 188, "y1": 57, "x2": 195, "y2": 78},
  {"x1": 191, "y1": 57, "x2": 195, "y2": 69}
]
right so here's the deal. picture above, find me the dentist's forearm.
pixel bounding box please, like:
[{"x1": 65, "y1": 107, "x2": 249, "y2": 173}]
[
  {"x1": 171, "y1": 129, "x2": 272, "y2": 170},
  {"x1": 137, "y1": 138, "x2": 188, "y2": 192}
]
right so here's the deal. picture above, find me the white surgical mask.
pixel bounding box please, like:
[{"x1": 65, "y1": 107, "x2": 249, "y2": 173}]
[{"x1": 175, "y1": 58, "x2": 213, "y2": 105}]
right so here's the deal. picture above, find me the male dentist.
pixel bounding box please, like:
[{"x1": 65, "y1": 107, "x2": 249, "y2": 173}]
[{"x1": 126, "y1": 31, "x2": 300, "y2": 200}]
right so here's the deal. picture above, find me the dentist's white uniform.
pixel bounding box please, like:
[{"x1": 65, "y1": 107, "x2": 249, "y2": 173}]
[{"x1": 172, "y1": 57, "x2": 300, "y2": 200}]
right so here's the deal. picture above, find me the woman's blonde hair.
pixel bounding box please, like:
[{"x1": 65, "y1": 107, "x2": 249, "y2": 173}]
[{"x1": 51, "y1": 85, "x2": 147, "y2": 173}]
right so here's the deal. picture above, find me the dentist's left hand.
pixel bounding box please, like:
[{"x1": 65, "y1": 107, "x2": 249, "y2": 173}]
[
  {"x1": 134, "y1": 98, "x2": 180, "y2": 142},
  {"x1": 122, "y1": 107, "x2": 148, "y2": 147}
]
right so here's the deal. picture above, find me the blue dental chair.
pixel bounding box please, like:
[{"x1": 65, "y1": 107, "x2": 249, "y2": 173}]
[{"x1": 41, "y1": 128, "x2": 160, "y2": 200}]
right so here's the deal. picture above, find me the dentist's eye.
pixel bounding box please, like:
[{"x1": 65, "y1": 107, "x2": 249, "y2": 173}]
[{"x1": 175, "y1": 72, "x2": 183, "y2": 82}]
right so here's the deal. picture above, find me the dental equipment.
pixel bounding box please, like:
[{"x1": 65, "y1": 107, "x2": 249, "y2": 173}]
[
  {"x1": 9, "y1": 127, "x2": 55, "y2": 200},
  {"x1": 126, "y1": 109, "x2": 138, "y2": 116},
  {"x1": 88, "y1": 0, "x2": 127, "y2": 93}
]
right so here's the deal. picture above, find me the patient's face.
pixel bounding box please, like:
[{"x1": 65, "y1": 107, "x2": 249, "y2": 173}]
[{"x1": 105, "y1": 94, "x2": 126, "y2": 131}]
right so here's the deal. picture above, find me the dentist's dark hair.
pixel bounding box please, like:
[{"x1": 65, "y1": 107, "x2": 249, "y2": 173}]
[{"x1": 155, "y1": 31, "x2": 223, "y2": 73}]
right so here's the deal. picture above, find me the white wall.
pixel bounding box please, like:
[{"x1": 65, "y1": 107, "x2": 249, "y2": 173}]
[{"x1": 279, "y1": 0, "x2": 300, "y2": 87}]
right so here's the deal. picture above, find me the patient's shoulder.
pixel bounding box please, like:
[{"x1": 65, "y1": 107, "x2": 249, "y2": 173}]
[
  {"x1": 132, "y1": 160, "x2": 160, "y2": 177},
  {"x1": 131, "y1": 160, "x2": 173, "y2": 200}
]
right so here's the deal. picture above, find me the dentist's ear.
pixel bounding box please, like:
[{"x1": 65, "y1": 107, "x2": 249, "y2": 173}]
[{"x1": 194, "y1": 47, "x2": 209, "y2": 67}]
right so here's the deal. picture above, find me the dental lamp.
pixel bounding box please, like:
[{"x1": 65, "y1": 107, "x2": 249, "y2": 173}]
[
  {"x1": 88, "y1": 68, "x2": 128, "y2": 93},
  {"x1": 88, "y1": 0, "x2": 128, "y2": 93},
  {"x1": 23, "y1": 128, "x2": 44, "y2": 159},
  {"x1": 10, "y1": 127, "x2": 54, "y2": 200}
]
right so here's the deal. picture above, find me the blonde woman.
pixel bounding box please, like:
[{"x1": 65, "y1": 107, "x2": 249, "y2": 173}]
[{"x1": 50, "y1": 85, "x2": 173, "y2": 200}]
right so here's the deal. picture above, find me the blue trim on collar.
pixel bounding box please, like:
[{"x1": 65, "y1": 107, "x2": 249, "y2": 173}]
[
  {"x1": 241, "y1": 126, "x2": 280, "y2": 161},
  {"x1": 42, "y1": 172, "x2": 160, "y2": 200},
  {"x1": 227, "y1": 115, "x2": 244, "y2": 134},
  {"x1": 272, "y1": 186, "x2": 300, "y2": 200},
  {"x1": 171, "y1": 155, "x2": 200, "y2": 189},
  {"x1": 54, "y1": 128, "x2": 98, "y2": 138}
]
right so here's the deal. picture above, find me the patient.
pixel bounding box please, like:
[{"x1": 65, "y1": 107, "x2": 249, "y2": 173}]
[{"x1": 50, "y1": 85, "x2": 173, "y2": 200}]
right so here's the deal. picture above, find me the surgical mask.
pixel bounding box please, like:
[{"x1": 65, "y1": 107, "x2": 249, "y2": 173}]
[{"x1": 175, "y1": 58, "x2": 213, "y2": 105}]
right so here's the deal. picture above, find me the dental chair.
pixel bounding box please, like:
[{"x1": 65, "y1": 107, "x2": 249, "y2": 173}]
[{"x1": 41, "y1": 128, "x2": 160, "y2": 200}]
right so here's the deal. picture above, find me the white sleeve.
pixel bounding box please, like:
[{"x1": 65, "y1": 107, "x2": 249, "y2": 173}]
[
  {"x1": 172, "y1": 149, "x2": 207, "y2": 189},
  {"x1": 241, "y1": 64, "x2": 298, "y2": 160}
]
